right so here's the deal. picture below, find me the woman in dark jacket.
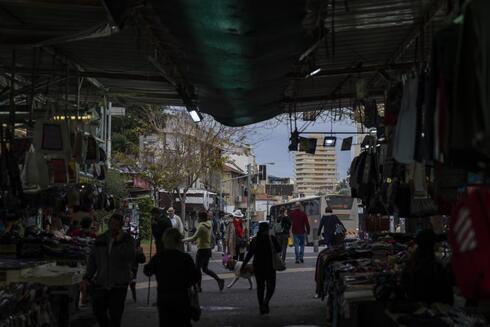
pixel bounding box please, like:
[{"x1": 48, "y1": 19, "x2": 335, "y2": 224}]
[
  {"x1": 242, "y1": 222, "x2": 281, "y2": 315},
  {"x1": 144, "y1": 228, "x2": 199, "y2": 327}
]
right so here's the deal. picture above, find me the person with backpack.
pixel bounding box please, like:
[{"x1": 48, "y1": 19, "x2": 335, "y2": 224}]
[
  {"x1": 271, "y1": 207, "x2": 290, "y2": 262},
  {"x1": 318, "y1": 206, "x2": 346, "y2": 247}
]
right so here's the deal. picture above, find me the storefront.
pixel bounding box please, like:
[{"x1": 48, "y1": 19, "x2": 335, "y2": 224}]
[
  {"x1": 314, "y1": 1, "x2": 490, "y2": 325},
  {"x1": 0, "y1": 111, "x2": 120, "y2": 326}
]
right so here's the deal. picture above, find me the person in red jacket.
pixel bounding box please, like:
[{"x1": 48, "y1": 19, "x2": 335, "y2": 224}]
[{"x1": 288, "y1": 202, "x2": 310, "y2": 264}]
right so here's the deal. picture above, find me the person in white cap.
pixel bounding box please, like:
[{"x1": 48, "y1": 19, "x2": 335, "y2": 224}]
[
  {"x1": 167, "y1": 207, "x2": 184, "y2": 235},
  {"x1": 231, "y1": 210, "x2": 246, "y2": 261}
]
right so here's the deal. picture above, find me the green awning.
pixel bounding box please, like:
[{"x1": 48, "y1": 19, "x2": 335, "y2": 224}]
[{"x1": 153, "y1": 0, "x2": 307, "y2": 126}]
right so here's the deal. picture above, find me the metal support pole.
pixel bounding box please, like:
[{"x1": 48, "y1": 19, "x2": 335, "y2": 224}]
[
  {"x1": 9, "y1": 50, "x2": 16, "y2": 140},
  {"x1": 266, "y1": 196, "x2": 270, "y2": 221},
  {"x1": 246, "y1": 164, "x2": 251, "y2": 237},
  {"x1": 220, "y1": 182, "x2": 224, "y2": 212},
  {"x1": 107, "y1": 101, "x2": 112, "y2": 168}
]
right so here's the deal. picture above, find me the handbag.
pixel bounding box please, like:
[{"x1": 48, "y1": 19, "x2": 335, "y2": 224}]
[
  {"x1": 188, "y1": 285, "x2": 201, "y2": 321},
  {"x1": 269, "y1": 236, "x2": 286, "y2": 271}
]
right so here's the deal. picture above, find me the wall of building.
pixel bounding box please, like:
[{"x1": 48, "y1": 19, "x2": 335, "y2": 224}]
[{"x1": 294, "y1": 134, "x2": 337, "y2": 196}]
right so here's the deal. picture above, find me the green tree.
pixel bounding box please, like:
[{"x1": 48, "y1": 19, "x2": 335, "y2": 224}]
[
  {"x1": 105, "y1": 169, "x2": 129, "y2": 207},
  {"x1": 135, "y1": 196, "x2": 153, "y2": 241}
]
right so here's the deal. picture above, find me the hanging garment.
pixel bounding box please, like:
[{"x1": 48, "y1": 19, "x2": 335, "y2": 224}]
[
  {"x1": 349, "y1": 155, "x2": 361, "y2": 197},
  {"x1": 85, "y1": 135, "x2": 99, "y2": 163},
  {"x1": 427, "y1": 24, "x2": 460, "y2": 162},
  {"x1": 99, "y1": 147, "x2": 107, "y2": 163},
  {"x1": 67, "y1": 160, "x2": 79, "y2": 184},
  {"x1": 47, "y1": 159, "x2": 67, "y2": 184},
  {"x1": 449, "y1": 187, "x2": 490, "y2": 301},
  {"x1": 452, "y1": 0, "x2": 490, "y2": 168},
  {"x1": 72, "y1": 131, "x2": 85, "y2": 163},
  {"x1": 393, "y1": 77, "x2": 418, "y2": 164},
  {"x1": 33, "y1": 120, "x2": 72, "y2": 158},
  {"x1": 21, "y1": 145, "x2": 41, "y2": 192},
  {"x1": 414, "y1": 73, "x2": 427, "y2": 162},
  {"x1": 384, "y1": 82, "x2": 403, "y2": 126},
  {"x1": 363, "y1": 99, "x2": 379, "y2": 128}
]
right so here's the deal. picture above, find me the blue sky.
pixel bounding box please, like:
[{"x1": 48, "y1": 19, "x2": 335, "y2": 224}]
[{"x1": 247, "y1": 118, "x2": 357, "y2": 180}]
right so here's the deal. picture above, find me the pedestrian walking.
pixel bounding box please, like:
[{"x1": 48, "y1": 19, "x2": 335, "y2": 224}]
[
  {"x1": 144, "y1": 228, "x2": 200, "y2": 327},
  {"x1": 224, "y1": 214, "x2": 236, "y2": 257},
  {"x1": 151, "y1": 207, "x2": 172, "y2": 253},
  {"x1": 184, "y1": 211, "x2": 225, "y2": 292},
  {"x1": 167, "y1": 207, "x2": 184, "y2": 235},
  {"x1": 231, "y1": 210, "x2": 246, "y2": 261},
  {"x1": 288, "y1": 202, "x2": 310, "y2": 264},
  {"x1": 271, "y1": 207, "x2": 290, "y2": 262},
  {"x1": 83, "y1": 213, "x2": 136, "y2": 327},
  {"x1": 242, "y1": 222, "x2": 281, "y2": 315},
  {"x1": 318, "y1": 206, "x2": 346, "y2": 247}
]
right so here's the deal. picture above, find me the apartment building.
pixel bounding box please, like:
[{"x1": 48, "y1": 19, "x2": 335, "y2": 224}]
[{"x1": 294, "y1": 134, "x2": 337, "y2": 196}]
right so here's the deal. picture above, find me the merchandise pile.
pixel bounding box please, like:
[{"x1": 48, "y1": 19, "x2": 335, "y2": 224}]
[{"x1": 0, "y1": 283, "x2": 55, "y2": 327}]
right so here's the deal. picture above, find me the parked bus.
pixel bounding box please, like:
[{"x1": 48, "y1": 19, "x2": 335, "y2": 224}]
[{"x1": 270, "y1": 195, "x2": 359, "y2": 243}]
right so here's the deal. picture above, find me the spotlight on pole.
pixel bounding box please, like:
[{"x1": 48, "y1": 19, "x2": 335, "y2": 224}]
[{"x1": 323, "y1": 136, "x2": 337, "y2": 147}]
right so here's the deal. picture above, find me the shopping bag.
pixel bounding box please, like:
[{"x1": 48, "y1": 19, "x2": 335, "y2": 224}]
[
  {"x1": 188, "y1": 285, "x2": 201, "y2": 321},
  {"x1": 270, "y1": 236, "x2": 286, "y2": 271},
  {"x1": 288, "y1": 236, "x2": 293, "y2": 247}
]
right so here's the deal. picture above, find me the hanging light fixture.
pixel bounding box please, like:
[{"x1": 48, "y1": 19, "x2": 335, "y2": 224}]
[
  {"x1": 189, "y1": 109, "x2": 203, "y2": 123},
  {"x1": 309, "y1": 68, "x2": 322, "y2": 76}
]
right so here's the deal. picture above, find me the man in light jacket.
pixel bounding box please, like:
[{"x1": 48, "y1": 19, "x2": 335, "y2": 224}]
[
  {"x1": 167, "y1": 207, "x2": 184, "y2": 235},
  {"x1": 84, "y1": 213, "x2": 135, "y2": 327}
]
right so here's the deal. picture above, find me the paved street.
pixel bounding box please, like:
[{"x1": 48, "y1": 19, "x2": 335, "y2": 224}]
[{"x1": 75, "y1": 247, "x2": 328, "y2": 327}]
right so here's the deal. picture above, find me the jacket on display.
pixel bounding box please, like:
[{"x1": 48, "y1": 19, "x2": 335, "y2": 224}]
[{"x1": 393, "y1": 77, "x2": 418, "y2": 164}]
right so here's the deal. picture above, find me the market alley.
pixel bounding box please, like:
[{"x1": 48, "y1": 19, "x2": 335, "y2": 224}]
[{"x1": 74, "y1": 247, "x2": 326, "y2": 327}]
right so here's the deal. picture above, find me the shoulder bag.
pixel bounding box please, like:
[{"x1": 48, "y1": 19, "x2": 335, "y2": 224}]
[
  {"x1": 269, "y1": 236, "x2": 286, "y2": 271},
  {"x1": 188, "y1": 285, "x2": 201, "y2": 321}
]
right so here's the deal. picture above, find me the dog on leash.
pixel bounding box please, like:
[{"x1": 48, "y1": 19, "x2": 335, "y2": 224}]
[{"x1": 222, "y1": 254, "x2": 254, "y2": 290}]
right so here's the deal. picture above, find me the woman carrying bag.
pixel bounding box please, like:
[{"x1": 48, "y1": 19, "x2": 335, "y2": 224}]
[{"x1": 242, "y1": 222, "x2": 282, "y2": 315}]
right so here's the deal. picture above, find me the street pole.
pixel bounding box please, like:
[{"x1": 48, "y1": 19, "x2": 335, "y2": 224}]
[
  {"x1": 107, "y1": 101, "x2": 112, "y2": 168},
  {"x1": 246, "y1": 164, "x2": 251, "y2": 237},
  {"x1": 266, "y1": 196, "x2": 269, "y2": 221},
  {"x1": 220, "y1": 182, "x2": 224, "y2": 212}
]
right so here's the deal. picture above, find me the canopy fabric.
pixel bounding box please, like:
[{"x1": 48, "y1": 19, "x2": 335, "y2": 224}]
[{"x1": 153, "y1": 0, "x2": 307, "y2": 126}]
